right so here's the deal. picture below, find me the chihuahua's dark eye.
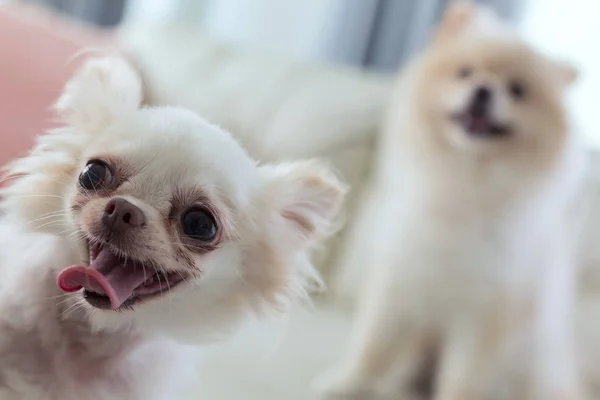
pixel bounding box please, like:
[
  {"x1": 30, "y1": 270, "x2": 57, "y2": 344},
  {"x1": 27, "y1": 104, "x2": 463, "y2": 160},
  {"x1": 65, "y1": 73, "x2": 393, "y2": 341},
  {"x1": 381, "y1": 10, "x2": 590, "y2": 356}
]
[
  {"x1": 508, "y1": 80, "x2": 526, "y2": 100},
  {"x1": 458, "y1": 66, "x2": 472, "y2": 79},
  {"x1": 181, "y1": 208, "x2": 217, "y2": 241},
  {"x1": 79, "y1": 160, "x2": 112, "y2": 191}
]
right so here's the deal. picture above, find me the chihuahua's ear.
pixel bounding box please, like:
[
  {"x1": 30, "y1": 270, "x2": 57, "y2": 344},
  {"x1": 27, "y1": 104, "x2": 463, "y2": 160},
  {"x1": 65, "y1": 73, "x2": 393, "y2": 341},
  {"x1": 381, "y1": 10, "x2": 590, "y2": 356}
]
[
  {"x1": 259, "y1": 161, "x2": 347, "y2": 250},
  {"x1": 55, "y1": 56, "x2": 142, "y2": 129}
]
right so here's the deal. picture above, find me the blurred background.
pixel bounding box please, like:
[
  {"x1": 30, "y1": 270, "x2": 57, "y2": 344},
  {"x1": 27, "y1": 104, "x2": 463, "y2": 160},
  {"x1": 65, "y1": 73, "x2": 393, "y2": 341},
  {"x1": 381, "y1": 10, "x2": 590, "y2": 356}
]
[
  {"x1": 2, "y1": 0, "x2": 598, "y2": 158},
  {"x1": 11, "y1": 0, "x2": 599, "y2": 147},
  {"x1": 0, "y1": 1, "x2": 598, "y2": 399},
  {"x1": 61, "y1": 0, "x2": 521, "y2": 69},
  {"x1": 24, "y1": 0, "x2": 523, "y2": 67}
]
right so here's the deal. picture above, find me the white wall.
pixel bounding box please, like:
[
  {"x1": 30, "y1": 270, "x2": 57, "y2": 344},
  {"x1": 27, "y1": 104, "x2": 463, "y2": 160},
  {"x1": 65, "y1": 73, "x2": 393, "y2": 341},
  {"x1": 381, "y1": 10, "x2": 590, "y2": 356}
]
[
  {"x1": 520, "y1": 0, "x2": 600, "y2": 147},
  {"x1": 202, "y1": 0, "x2": 345, "y2": 62},
  {"x1": 123, "y1": 0, "x2": 209, "y2": 24},
  {"x1": 124, "y1": 0, "x2": 347, "y2": 63}
]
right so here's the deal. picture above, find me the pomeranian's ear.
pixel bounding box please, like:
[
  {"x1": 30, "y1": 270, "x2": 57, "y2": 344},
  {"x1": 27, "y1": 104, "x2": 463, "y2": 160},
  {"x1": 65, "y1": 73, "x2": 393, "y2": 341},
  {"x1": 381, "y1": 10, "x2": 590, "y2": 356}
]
[
  {"x1": 551, "y1": 60, "x2": 578, "y2": 88},
  {"x1": 433, "y1": 1, "x2": 478, "y2": 43},
  {"x1": 433, "y1": 1, "x2": 506, "y2": 44},
  {"x1": 259, "y1": 161, "x2": 347, "y2": 250},
  {"x1": 55, "y1": 56, "x2": 142, "y2": 129}
]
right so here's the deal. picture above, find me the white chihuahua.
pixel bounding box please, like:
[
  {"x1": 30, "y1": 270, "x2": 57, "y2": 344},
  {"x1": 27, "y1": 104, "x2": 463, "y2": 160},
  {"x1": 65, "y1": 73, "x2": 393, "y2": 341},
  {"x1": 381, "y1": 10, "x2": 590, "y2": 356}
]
[{"x1": 0, "y1": 57, "x2": 345, "y2": 400}]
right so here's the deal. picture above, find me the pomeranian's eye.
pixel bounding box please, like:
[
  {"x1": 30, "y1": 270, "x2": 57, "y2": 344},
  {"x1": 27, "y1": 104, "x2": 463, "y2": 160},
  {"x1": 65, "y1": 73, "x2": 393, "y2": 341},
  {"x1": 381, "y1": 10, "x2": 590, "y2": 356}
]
[
  {"x1": 457, "y1": 66, "x2": 472, "y2": 79},
  {"x1": 508, "y1": 80, "x2": 526, "y2": 100},
  {"x1": 79, "y1": 160, "x2": 113, "y2": 191},
  {"x1": 181, "y1": 208, "x2": 217, "y2": 241}
]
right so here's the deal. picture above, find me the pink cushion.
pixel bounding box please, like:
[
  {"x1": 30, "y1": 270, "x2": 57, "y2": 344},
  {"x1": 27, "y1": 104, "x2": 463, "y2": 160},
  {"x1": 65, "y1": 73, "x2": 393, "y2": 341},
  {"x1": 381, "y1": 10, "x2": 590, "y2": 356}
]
[{"x1": 0, "y1": 3, "x2": 114, "y2": 168}]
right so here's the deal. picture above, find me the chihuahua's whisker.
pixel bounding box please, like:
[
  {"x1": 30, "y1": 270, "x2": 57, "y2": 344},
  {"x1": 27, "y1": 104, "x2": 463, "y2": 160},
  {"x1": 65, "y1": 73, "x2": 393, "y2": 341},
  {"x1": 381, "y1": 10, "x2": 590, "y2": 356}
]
[
  {"x1": 157, "y1": 262, "x2": 173, "y2": 311},
  {"x1": 64, "y1": 231, "x2": 81, "y2": 241},
  {"x1": 34, "y1": 219, "x2": 66, "y2": 230},
  {"x1": 142, "y1": 263, "x2": 148, "y2": 284},
  {"x1": 60, "y1": 302, "x2": 82, "y2": 319},
  {"x1": 150, "y1": 260, "x2": 165, "y2": 301},
  {"x1": 12, "y1": 194, "x2": 64, "y2": 200},
  {"x1": 56, "y1": 297, "x2": 77, "y2": 308},
  {"x1": 174, "y1": 270, "x2": 189, "y2": 285},
  {"x1": 27, "y1": 211, "x2": 69, "y2": 224},
  {"x1": 43, "y1": 293, "x2": 72, "y2": 301}
]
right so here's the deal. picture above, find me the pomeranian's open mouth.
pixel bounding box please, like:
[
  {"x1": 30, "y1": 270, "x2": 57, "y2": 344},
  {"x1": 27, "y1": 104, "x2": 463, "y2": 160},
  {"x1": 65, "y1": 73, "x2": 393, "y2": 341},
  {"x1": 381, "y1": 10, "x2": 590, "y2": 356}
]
[
  {"x1": 57, "y1": 243, "x2": 186, "y2": 311},
  {"x1": 452, "y1": 112, "x2": 511, "y2": 139}
]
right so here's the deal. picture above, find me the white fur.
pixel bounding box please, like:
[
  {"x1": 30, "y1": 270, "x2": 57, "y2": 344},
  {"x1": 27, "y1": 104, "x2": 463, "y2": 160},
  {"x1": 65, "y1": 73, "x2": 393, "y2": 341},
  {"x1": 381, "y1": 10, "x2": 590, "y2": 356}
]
[{"x1": 0, "y1": 57, "x2": 345, "y2": 399}]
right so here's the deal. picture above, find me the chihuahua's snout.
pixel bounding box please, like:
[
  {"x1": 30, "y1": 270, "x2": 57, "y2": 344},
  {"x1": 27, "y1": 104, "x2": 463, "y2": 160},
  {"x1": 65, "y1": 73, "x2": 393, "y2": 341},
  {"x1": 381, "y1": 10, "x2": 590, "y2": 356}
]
[
  {"x1": 102, "y1": 198, "x2": 146, "y2": 232},
  {"x1": 470, "y1": 86, "x2": 492, "y2": 115}
]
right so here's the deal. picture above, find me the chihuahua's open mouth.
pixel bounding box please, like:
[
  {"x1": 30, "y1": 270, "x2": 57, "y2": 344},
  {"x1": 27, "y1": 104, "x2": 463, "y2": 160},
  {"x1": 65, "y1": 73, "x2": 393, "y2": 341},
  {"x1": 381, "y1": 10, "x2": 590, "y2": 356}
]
[
  {"x1": 57, "y1": 243, "x2": 186, "y2": 310},
  {"x1": 452, "y1": 111, "x2": 511, "y2": 139}
]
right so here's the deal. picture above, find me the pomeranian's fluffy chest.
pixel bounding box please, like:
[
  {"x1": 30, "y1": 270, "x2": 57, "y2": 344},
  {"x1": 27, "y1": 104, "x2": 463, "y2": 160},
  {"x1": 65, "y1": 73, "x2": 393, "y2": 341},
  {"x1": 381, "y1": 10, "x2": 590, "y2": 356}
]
[{"x1": 375, "y1": 158, "x2": 574, "y2": 319}]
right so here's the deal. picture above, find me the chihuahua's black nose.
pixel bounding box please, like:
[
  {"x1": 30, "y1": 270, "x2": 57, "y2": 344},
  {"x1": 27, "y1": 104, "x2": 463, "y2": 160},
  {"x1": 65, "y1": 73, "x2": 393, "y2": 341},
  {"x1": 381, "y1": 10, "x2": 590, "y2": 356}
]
[
  {"x1": 470, "y1": 86, "x2": 492, "y2": 115},
  {"x1": 102, "y1": 198, "x2": 146, "y2": 232}
]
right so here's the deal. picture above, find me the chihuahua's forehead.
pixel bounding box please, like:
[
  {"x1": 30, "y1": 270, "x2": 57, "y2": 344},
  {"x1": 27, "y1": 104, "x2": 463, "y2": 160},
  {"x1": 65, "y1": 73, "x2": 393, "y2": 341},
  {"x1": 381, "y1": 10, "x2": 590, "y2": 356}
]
[{"x1": 88, "y1": 107, "x2": 259, "y2": 208}]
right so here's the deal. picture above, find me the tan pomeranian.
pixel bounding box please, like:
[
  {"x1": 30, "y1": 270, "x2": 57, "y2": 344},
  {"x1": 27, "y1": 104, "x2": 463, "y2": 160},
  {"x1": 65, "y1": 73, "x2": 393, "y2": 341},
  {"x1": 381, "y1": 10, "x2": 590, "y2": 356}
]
[
  {"x1": 315, "y1": 2, "x2": 585, "y2": 400},
  {"x1": 0, "y1": 56, "x2": 345, "y2": 400}
]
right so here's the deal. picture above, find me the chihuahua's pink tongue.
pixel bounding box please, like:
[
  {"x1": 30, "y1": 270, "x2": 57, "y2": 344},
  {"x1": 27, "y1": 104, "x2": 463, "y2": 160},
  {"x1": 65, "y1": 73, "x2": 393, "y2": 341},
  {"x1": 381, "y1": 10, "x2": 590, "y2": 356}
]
[{"x1": 57, "y1": 247, "x2": 148, "y2": 309}]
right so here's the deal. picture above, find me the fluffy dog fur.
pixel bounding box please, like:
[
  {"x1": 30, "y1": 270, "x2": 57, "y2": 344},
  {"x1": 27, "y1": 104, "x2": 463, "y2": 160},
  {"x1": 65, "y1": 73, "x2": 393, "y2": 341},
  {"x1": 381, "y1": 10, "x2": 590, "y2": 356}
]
[
  {"x1": 315, "y1": 3, "x2": 585, "y2": 400},
  {"x1": 0, "y1": 56, "x2": 345, "y2": 399}
]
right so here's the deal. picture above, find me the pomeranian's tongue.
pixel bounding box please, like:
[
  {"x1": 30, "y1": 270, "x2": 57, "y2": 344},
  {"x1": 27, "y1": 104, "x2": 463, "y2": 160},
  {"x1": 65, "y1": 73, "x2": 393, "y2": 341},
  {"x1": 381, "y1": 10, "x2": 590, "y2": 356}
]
[{"x1": 57, "y1": 247, "x2": 148, "y2": 309}]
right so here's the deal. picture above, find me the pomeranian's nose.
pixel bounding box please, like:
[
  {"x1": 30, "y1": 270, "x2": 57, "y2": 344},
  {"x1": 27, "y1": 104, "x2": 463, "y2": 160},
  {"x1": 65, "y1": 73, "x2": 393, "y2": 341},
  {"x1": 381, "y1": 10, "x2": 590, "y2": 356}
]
[
  {"x1": 102, "y1": 198, "x2": 146, "y2": 232},
  {"x1": 470, "y1": 86, "x2": 492, "y2": 115}
]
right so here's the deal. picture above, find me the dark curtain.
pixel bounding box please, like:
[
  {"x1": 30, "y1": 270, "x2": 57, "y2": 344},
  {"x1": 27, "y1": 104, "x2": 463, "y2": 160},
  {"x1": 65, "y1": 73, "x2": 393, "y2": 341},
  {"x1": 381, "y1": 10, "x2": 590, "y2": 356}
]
[
  {"x1": 327, "y1": 0, "x2": 524, "y2": 72},
  {"x1": 25, "y1": 0, "x2": 126, "y2": 27}
]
